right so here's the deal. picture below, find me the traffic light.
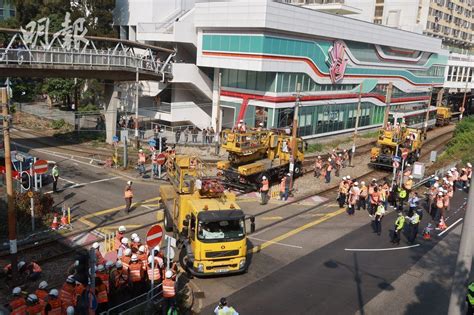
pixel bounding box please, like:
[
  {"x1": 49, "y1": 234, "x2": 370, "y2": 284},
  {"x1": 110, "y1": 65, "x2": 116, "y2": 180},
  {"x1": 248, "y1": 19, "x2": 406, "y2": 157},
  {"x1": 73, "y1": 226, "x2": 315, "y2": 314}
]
[{"x1": 20, "y1": 171, "x2": 30, "y2": 190}]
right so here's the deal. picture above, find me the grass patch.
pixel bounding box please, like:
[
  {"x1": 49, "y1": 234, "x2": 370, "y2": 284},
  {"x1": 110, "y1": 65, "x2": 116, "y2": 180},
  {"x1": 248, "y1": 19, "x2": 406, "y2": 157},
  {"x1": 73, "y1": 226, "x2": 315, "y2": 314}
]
[
  {"x1": 434, "y1": 117, "x2": 474, "y2": 167},
  {"x1": 361, "y1": 131, "x2": 379, "y2": 139},
  {"x1": 306, "y1": 143, "x2": 324, "y2": 153}
]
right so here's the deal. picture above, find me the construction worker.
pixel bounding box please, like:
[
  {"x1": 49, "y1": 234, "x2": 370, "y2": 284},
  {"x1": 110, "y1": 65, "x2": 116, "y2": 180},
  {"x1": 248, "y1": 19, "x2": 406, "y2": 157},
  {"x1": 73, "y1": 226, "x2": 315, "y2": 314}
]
[
  {"x1": 396, "y1": 185, "x2": 407, "y2": 212},
  {"x1": 369, "y1": 186, "x2": 380, "y2": 217},
  {"x1": 52, "y1": 164, "x2": 60, "y2": 193},
  {"x1": 391, "y1": 212, "x2": 405, "y2": 245},
  {"x1": 96, "y1": 264, "x2": 110, "y2": 293},
  {"x1": 467, "y1": 281, "x2": 474, "y2": 315},
  {"x1": 118, "y1": 237, "x2": 130, "y2": 259},
  {"x1": 137, "y1": 149, "x2": 146, "y2": 176},
  {"x1": 124, "y1": 181, "x2": 134, "y2": 214},
  {"x1": 112, "y1": 260, "x2": 129, "y2": 295},
  {"x1": 92, "y1": 242, "x2": 106, "y2": 265},
  {"x1": 347, "y1": 182, "x2": 360, "y2": 215},
  {"x1": 105, "y1": 260, "x2": 115, "y2": 282},
  {"x1": 130, "y1": 233, "x2": 140, "y2": 252},
  {"x1": 406, "y1": 210, "x2": 420, "y2": 244},
  {"x1": 152, "y1": 151, "x2": 159, "y2": 177},
  {"x1": 95, "y1": 277, "x2": 109, "y2": 313},
  {"x1": 114, "y1": 225, "x2": 127, "y2": 252},
  {"x1": 314, "y1": 156, "x2": 322, "y2": 178},
  {"x1": 435, "y1": 191, "x2": 445, "y2": 222},
  {"x1": 408, "y1": 192, "x2": 419, "y2": 217},
  {"x1": 337, "y1": 177, "x2": 349, "y2": 208},
  {"x1": 214, "y1": 297, "x2": 239, "y2": 315},
  {"x1": 325, "y1": 159, "x2": 332, "y2": 183},
  {"x1": 374, "y1": 201, "x2": 385, "y2": 236},
  {"x1": 260, "y1": 176, "x2": 269, "y2": 205},
  {"x1": 121, "y1": 248, "x2": 132, "y2": 272},
  {"x1": 147, "y1": 255, "x2": 162, "y2": 287},
  {"x1": 404, "y1": 175, "x2": 414, "y2": 194},
  {"x1": 35, "y1": 281, "x2": 49, "y2": 304},
  {"x1": 9, "y1": 287, "x2": 27, "y2": 315},
  {"x1": 66, "y1": 306, "x2": 75, "y2": 315},
  {"x1": 162, "y1": 270, "x2": 176, "y2": 315},
  {"x1": 60, "y1": 275, "x2": 76, "y2": 310},
  {"x1": 20, "y1": 261, "x2": 42, "y2": 281},
  {"x1": 129, "y1": 254, "x2": 145, "y2": 296},
  {"x1": 137, "y1": 245, "x2": 148, "y2": 265},
  {"x1": 44, "y1": 289, "x2": 62, "y2": 315},
  {"x1": 279, "y1": 176, "x2": 287, "y2": 201},
  {"x1": 26, "y1": 294, "x2": 44, "y2": 315},
  {"x1": 358, "y1": 181, "x2": 368, "y2": 211}
]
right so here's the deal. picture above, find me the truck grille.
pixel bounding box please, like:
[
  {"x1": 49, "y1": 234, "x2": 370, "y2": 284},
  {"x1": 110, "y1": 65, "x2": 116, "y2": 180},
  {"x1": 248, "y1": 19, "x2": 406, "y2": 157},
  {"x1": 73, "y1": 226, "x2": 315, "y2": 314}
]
[{"x1": 205, "y1": 250, "x2": 239, "y2": 258}]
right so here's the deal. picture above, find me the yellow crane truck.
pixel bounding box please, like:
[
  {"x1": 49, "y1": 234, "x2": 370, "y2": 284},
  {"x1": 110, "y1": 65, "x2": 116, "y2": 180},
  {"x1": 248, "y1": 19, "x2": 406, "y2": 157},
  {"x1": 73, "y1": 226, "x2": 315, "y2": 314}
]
[
  {"x1": 159, "y1": 155, "x2": 252, "y2": 276},
  {"x1": 436, "y1": 106, "x2": 452, "y2": 126},
  {"x1": 369, "y1": 127, "x2": 423, "y2": 169},
  {"x1": 217, "y1": 129, "x2": 305, "y2": 192}
]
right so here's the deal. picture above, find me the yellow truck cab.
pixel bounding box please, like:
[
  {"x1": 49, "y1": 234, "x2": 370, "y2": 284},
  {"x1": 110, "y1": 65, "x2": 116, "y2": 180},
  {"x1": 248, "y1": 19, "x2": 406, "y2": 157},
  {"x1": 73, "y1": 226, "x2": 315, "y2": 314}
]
[
  {"x1": 160, "y1": 155, "x2": 250, "y2": 276},
  {"x1": 436, "y1": 106, "x2": 452, "y2": 126}
]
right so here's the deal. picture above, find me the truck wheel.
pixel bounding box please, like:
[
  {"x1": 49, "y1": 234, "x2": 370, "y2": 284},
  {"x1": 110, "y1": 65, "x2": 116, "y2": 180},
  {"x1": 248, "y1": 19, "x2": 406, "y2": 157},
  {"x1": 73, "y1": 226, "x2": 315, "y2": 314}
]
[
  {"x1": 179, "y1": 248, "x2": 191, "y2": 272},
  {"x1": 164, "y1": 212, "x2": 173, "y2": 232},
  {"x1": 294, "y1": 163, "x2": 302, "y2": 177}
]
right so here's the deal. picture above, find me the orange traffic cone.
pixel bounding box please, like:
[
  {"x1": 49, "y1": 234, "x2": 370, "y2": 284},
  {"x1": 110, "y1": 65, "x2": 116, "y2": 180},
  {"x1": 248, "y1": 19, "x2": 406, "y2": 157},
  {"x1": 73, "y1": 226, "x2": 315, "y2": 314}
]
[
  {"x1": 60, "y1": 213, "x2": 69, "y2": 225},
  {"x1": 438, "y1": 217, "x2": 447, "y2": 230},
  {"x1": 51, "y1": 214, "x2": 59, "y2": 230}
]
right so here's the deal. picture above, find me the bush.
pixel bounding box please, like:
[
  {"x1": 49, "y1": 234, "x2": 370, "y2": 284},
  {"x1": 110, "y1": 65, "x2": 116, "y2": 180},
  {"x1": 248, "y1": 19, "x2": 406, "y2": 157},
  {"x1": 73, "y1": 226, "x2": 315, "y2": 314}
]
[
  {"x1": 51, "y1": 118, "x2": 66, "y2": 129},
  {"x1": 15, "y1": 191, "x2": 54, "y2": 221},
  {"x1": 437, "y1": 117, "x2": 474, "y2": 164},
  {"x1": 306, "y1": 143, "x2": 324, "y2": 153}
]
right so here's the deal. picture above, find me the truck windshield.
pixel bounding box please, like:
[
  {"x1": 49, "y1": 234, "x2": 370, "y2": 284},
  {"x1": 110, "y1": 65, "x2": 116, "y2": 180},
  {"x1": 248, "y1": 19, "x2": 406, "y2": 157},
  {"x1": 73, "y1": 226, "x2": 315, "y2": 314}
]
[{"x1": 197, "y1": 218, "x2": 245, "y2": 242}]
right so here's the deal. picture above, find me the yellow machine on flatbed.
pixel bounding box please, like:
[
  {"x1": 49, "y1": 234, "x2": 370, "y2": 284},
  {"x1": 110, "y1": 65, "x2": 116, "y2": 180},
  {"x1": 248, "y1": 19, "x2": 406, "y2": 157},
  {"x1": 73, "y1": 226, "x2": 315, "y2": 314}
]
[
  {"x1": 436, "y1": 106, "x2": 452, "y2": 126},
  {"x1": 159, "y1": 155, "x2": 251, "y2": 276},
  {"x1": 369, "y1": 127, "x2": 423, "y2": 169},
  {"x1": 217, "y1": 129, "x2": 305, "y2": 192}
]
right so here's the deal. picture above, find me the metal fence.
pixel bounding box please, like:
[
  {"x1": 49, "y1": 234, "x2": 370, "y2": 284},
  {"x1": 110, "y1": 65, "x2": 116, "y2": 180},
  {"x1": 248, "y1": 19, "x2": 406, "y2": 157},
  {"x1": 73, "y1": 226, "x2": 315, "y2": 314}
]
[{"x1": 100, "y1": 283, "x2": 163, "y2": 315}]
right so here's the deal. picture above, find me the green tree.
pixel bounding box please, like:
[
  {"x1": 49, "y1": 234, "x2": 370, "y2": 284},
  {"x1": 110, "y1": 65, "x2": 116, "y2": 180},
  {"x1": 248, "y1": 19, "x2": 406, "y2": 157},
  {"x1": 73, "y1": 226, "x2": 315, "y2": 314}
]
[{"x1": 42, "y1": 78, "x2": 75, "y2": 107}]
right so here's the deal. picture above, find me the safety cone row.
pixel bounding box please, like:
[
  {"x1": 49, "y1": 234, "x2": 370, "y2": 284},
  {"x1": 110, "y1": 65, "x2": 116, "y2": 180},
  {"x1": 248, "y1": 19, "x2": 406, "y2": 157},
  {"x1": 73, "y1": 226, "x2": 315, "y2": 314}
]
[
  {"x1": 51, "y1": 214, "x2": 59, "y2": 230},
  {"x1": 60, "y1": 213, "x2": 69, "y2": 225}
]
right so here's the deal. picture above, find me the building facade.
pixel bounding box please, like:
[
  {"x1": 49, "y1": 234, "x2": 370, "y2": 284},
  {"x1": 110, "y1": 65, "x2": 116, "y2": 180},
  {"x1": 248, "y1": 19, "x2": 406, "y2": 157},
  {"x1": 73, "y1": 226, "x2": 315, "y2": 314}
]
[
  {"x1": 0, "y1": 0, "x2": 16, "y2": 21},
  {"x1": 114, "y1": 0, "x2": 447, "y2": 139}
]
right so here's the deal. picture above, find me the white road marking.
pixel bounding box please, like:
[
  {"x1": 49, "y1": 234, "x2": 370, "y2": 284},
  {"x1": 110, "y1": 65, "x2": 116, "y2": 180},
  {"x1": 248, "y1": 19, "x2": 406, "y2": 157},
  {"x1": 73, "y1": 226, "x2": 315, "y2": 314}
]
[
  {"x1": 438, "y1": 218, "x2": 463, "y2": 237},
  {"x1": 60, "y1": 177, "x2": 76, "y2": 184},
  {"x1": 344, "y1": 244, "x2": 420, "y2": 252},
  {"x1": 44, "y1": 176, "x2": 121, "y2": 194},
  {"x1": 248, "y1": 236, "x2": 303, "y2": 249}
]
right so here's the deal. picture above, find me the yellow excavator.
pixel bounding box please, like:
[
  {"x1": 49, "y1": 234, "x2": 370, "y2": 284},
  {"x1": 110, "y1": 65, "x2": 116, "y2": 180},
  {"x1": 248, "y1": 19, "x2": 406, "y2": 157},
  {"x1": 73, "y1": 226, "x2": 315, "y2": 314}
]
[
  {"x1": 217, "y1": 129, "x2": 305, "y2": 192},
  {"x1": 436, "y1": 106, "x2": 452, "y2": 126}
]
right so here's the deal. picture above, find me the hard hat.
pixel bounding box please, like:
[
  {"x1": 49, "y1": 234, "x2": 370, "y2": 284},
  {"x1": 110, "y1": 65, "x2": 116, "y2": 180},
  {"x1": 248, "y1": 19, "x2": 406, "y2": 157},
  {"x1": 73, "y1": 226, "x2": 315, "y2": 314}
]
[
  {"x1": 354, "y1": 182, "x2": 359, "y2": 186},
  {"x1": 97, "y1": 264, "x2": 105, "y2": 272},
  {"x1": 133, "y1": 236, "x2": 140, "y2": 243},
  {"x1": 450, "y1": 182, "x2": 454, "y2": 186},
  {"x1": 131, "y1": 233, "x2": 138, "y2": 240},
  {"x1": 12, "y1": 287, "x2": 21, "y2": 295},
  {"x1": 124, "y1": 248, "x2": 132, "y2": 256},
  {"x1": 27, "y1": 294, "x2": 38, "y2": 303},
  {"x1": 126, "y1": 181, "x2": 132, "y2": 186},
  {"x1": 467, "y1": 163, "x2": 472, "y2": 168},
  {"x1": 139, "y1": 149, "x2": 143, "y2": 153},
  {"x1": 438, "y1": 192, "x2": 443, "y2": 196},
  {"x1": 361, "y1": 181, "x2": 365, "y2": 185},
  {"x1": 434, "y1": 176, "x2": 439, "y2": 180},
  {"x1": 338, "y1": 154, "x2": 342, "y2": 156},
  {"x1": 262, "y1": 176, "x2": 267, "y2": 180},
  {"x1": 66, "y1": 275, "x2": 75, "y2": 284},
  {"x1": 398, "y1": 211, "x2": 403, "y2": 216},
  {"x1": 138, "y1": 245, "x2": 146, "y2": 252},
  {"x1": 116, "y1": 260, "x2": 123, "y2": 268},
  {"x1": 409, "y1": 175, "x2": 413, "y2": 179},
  {"x1": 287, "y1": 173, "x2": 291, "y2": 176},
  {"x1": 105, "y1": 261, "x2": 114, "y2": 269},
  {"x1": 49, "y1": 289, "x2": 59, "y2": 297},
  {"x1": 17, "y1": 261, "x2": 26, "y2": 269},
  {"x1": 317, "y1": 156, "x2": 321, "y2": 159},
  {"x1": 239, "y1": 119, "x2": 244, "y2": 122},
  {"x1": 347, "y1": 176, "x2": 351, "y2": 179},
  {"x1": 259, "y1": 123, "x2": 264, "y2": 126},
  {"x1": 121, "y1": 237, "x2": 129, "y2": 245},
  {"x1": 328, "y1": 158, "x2": 332, "y2": 162},
  {"x1": 118, "y1": 225, "x2": 126, "y2": 232},
  {"x1": 462, "y1": 168, "x2": 466, "y2": 171},
  {"x1": 131, "y1": 254, "x2": 138, "y2": 262},
  {"x1": 406, "y1": 163, "x2": 411, "y2": 167},
  {"x1": 451, "y1": 167, "x2": 456, "y2": 171},
  {"x1": 342, "y1": 176, "x2": 347, "y2": 180},
  {"x1": 434, "y1": 183, "x2": 439, "y2": 188},
  {"x1": 372, "y1": 178, "x2": 377, "y2": 182},
  {"x1": 153, "y1": 245, "x2": 160, "y2": 252},
  {"x1": 165, "y1": 270, "x2": 173, "y2": 278},
  {"x1": 66, "y1": 306, "x2": 75, "y2": 315},
  {"x1": 74, "y1": 260, "x2": 79, "y2": 267},
  {"x1": 92, "y1": 242, "x2": 100, "y2": 249},
  {"x1": 38, "y1": 281, "x2": 48, "y2": 289}
]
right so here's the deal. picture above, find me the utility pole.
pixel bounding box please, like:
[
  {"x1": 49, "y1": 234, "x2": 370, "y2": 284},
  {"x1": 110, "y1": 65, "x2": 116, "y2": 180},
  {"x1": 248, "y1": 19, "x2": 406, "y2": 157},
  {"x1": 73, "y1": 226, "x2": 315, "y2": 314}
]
[
  {"x1": 437, "y1": 88, "x2": 444, "y2": 107},
  {"x1": 1, "y1": 87, "x2": 18, "y2": 280},
  {"x1": 290, "y1": 83, "x2": 301, "y2": 190},
  {"x1": 460, "y1": 80, "x2": 468, "y2": 121},
  {"x1": 351, "y1": 82, "x2": 363, "y2": 167},
  {"x1": 423, "y1": 87, "x2": 433, "y2": 137},
  {"x1": 382, "y1": 82, "x2": 393, "y2": 129},
  {"x1": 447, "y1": 175, "x2": 474, "y2": 315},
  {"x1": 135, "y1": 67, "x2": 140, "y2": 148},
  {"x1": 215, "y1": 71, "x2": 222, "y2": 155}
]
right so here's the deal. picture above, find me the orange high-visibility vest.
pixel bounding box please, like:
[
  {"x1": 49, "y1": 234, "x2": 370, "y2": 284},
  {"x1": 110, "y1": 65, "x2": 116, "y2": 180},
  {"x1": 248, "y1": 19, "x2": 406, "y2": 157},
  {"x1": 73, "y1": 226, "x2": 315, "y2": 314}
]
[
  {"x1": 327, "y1": 164, "x2": 332, "y2": 172},
  {"x1": 9, "y1": 297, "x2": 27, "y2": 315},
  {"x1": 129, "y1": 262, "x2": 143, "y2": 282},
  {"x1": 279, "y1": 179, "x2": 286, "y2": 192},
  {"x1": 114, "y1": 233, "x2": 123, "y2": 251},
  {"x1": 26, "y1": 303, "x2": 43, "y2": 315},
  {"x1": 147, "y1": 265, "x2": 161, "y2": 281},
  {"x1": 261, "y1": 179, "x2": 269, "y2": 192},
  {"x1": 97, "y1": 272, "x2": 110, "y2": 292},
  {"x1": 436, "y1": 197, "x2": 444, "y2": 208},
  {"x1": 114, "y1": 269, "x2": 129, "y2": 288},
  {"x1": 124, "y1": 189, "x2": 133, "y2": 198},
  {"x1": 122, "y1": 256, "x2": 131, "y2": 271},
  {"x1": 404, "y1": 180, "x2": 413, "y2": 190},
  {"x1": 96, "y1": 283, "x2": 109, "y2": 304},
  {"x1": 360, "y1": 186, "x2": 368, "y2": 198},
  {"x1": 444, "y1": 195, "x2": 450, "y2": 207},
  {"x1": 162, "y1": 279, "x2": 176, "y2": 298},
  {"x1": 46, "y1": 298, "x2": 63, "y2": 315},
  {"x1": 138, "y1": 153, "x2": 146, "y2": 163},
  {"x1": 138, "y1": 252, "x2": 148, "y2": 264},
  {"x1": 96, "y1": 249, "x2": 106, "y2": 265},
  {"x1": 35, "y1": 289, "x2": 48, "y2": 303},
  {"x1": 371, "y1": 192, "x2": 380, "y2": 204},
  {"x1": 59, "y1": 283, "x2": 75, "y2": 307}
]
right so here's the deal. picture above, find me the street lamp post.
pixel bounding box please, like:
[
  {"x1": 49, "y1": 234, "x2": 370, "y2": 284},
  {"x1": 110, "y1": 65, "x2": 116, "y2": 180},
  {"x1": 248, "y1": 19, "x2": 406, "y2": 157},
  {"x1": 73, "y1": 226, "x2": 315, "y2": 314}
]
[
  {"x1": 351, "y1": 82, "x2": 363, "y2": 167},
  {"x1": 290, "y1": 83, "x2": 302, "y2": 190}
]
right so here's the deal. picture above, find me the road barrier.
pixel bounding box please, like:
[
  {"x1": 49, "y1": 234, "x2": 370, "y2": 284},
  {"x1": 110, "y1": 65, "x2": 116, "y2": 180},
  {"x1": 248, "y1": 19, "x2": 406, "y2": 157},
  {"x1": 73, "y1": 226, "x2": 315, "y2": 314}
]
[{"x1": 104, "y1": 232, "x2": 116, "y2": 253}]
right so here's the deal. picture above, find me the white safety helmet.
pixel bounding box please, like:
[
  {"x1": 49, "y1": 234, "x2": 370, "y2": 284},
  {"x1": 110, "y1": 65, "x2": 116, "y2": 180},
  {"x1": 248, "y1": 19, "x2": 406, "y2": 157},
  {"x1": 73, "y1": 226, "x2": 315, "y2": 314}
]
[
  {"x1": 97, "y1": 264, "x2": 105, "y2": 272},
  {"x1": 131, "y1": 233, "x2": 138, "y2": 240},
  {"x1": 317, "y1": 156, "x2": 321, "y2": 159},
  {"x1": 127, "y1": 181, "x2": 133, "y2": 186},
  {"x1": 66, "y1": 275, "x2": 75, "y2": 284},
  {"x1": 131, "y1": 254, "x2": 138, "y2": 262},
  {"x1": 49, "y1": 289, "x2": 59, "y2": 297},
  {"x1": 239, "y1": 119, "x2": 244, "y2": 123},
  {"x1": 342, "y1": 176, "x2": 347, "y2": 180},
  {"x1": 409, "y1": 175, "x2": 413, "y2": 179},
  {"x1": 74, "y1": 260, "x2": 79, "y2": 267},
  {"x1": 118, "y1": 225, "x2": 126, "y2": 232},
  {"x1": 372, "y1": 178, "x2": 377, "y2": 182},
  {"x1": 133, "y1": 236, "x2": 140, "y2": 243},
  {"x1": 105, "y1": 261, "x2": 114, "y2": 269},
  {"x1": 27, "y1": 294, "x2": 38, "y2": 304},
  {"x1": 262, "y1": 176, "x2": 267, "y2": 180},
  {"x1": 154, "y1": 245, "x2": 160, "y2": 252},
  {"x1": 17, "y1": 261, "x2": 26, "y2": 270},
  {"x1": 38, "y1": 281, "x2": 48, "y2": 289},
  {"x1": 116, "y1": 260, "x2": 123, "y2": 268},
  {"x1": 434, "y1": 176, "x2": 439, "y2": 181},
  {"x1": 467, "y1": 163, "x2": 472, "y2": 168},
  {"x1": 138, "y1": 245, "x2": 146, "y2": 252},
  {"x1": 66, "y1": 306, "x2": 75, "y2": 315},
  {"x1": 124, "y1": 248, "x2": 132, "y2": 256},
  {"x1": 121, "y1": 237, "x2": 129, "y2": 245},
  {"x1": 165, "y1": 270, "x2": 173, "y2": 279},
  {"x1": 438, "y1": 192, "x2": 443, "y2": 196},
  {"x1": 347, "y1": 176, "x2": 351, "y2": 179},
  {"x1": 354, "y1": 182, "x2": 359, "y2": 186},
  {"x1": 259, "y1": 123, "x2": 264, "y2": 126},
  {"x1": 139, "y1": 149, "x2": 143, "y2": 153},
  {"x1": 361, "y1": 181, "x2": 365, "y2": 185},
  {"x1": 92, "y1": 242, "x2": 100, "y2": 249},
  {"x1": 12, "y1": 287, "x2": 21, "y2": 295}
]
